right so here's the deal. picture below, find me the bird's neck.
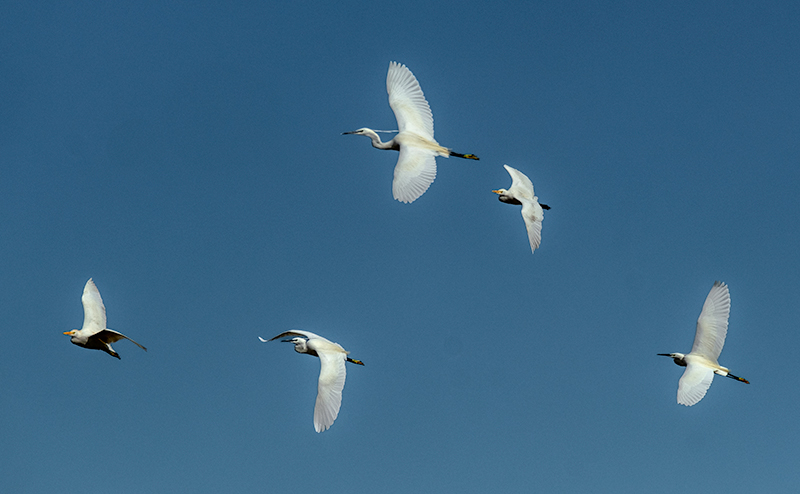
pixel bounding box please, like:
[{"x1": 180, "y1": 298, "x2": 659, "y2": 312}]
[{"x1": 365, "y1": 130, "x2": 395, "y2": 150}]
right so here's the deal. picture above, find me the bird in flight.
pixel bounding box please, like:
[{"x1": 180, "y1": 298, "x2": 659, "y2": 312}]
[
  {"x1": 344, "y1": 61, "x2": 478, "y2": 203},
  {"x1": 260, "y1": 330, "x2": 364, "y2": 432},
  {"x1": 659, "y1": 281, "x2": 749, "y2": 406},
  {"x1": 63, "y1": 279, "x2": 147, "y2": 359},
  {"x1": 493, "y1": 164, "x2": 550, "y2": 253}
]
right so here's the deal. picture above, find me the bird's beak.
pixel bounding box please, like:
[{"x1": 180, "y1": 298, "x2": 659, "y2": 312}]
[
  {"x1": 342, "y1": 131, "x2": 355, "y2": 135},
  {"x1": 280, "y1": 339, "x2": 293, "y2": 343},
  {"x1": 656, "y1": 354, "x2": 671, "y2": 356},
  {"x1": 63, "y1": 331, "x2": 73, "y2": 335},
  {"x1": 492, "y1": 189, "x2": 501, "y2": 194}
]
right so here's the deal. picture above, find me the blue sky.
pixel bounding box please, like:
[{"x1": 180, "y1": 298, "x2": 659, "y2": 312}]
[{"x1": 2, "y1": 1, "x2": 799, "y2": 492}]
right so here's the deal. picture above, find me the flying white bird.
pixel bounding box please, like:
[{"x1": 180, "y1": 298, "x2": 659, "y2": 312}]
[
  {"x1": 260, "y1": 330, "x2": 364, "y2": 432},
  {"x1": 493, "y1": 164, "x2": 550, "y2": 253},
  {"x1": 63, "y1": 279, "x2": 147, "y2": 359},
  {"x1": 659, "y1": 281, "x2": 749, "y2": 406},
  {"x1": 343, "y1": 61, "x2": 479, "y2": 203}
]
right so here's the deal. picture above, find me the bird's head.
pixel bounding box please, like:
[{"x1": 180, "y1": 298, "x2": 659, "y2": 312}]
[
  {"x1": 658, "y1": 353, "x2": 686, "y2": 366},
  {"x1": 282, "y1": 337, "x2": 309, "y2": 354},
  {"x1": 342, "y1": 128, "x2": 372, "y2": 136},
  {"x1": 493, "y1": 188, "x2": 522, "y2": 205},
  {"x1": 63, "y1": 329, "x2": 82, "y2": 344}
]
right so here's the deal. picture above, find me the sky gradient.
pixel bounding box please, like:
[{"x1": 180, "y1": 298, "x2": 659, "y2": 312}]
[{"x1": 2, "y1": 1, "x2": 799, "y2": 492}]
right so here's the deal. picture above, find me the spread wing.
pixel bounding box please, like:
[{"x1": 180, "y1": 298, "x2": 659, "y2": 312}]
[
  {"x1": 691, "y1": 281, "x2": 730, "y2": 361},
  {"x1": 387, "y1": 62, "x2": 434, "y2": 139},
  {"x1": 263, "y1": 330, "x2": 325, "y2": 343},
  {"x1": 81, "y1": 279, "x2": 106, "y2": 335},
  {"x1": 95, "y1": 329, "x2": 147, "y2": 351},
  {"x1": 392, "y1": 145, "x2": 437, "y2": 203},
  {"x1": 677, "y1": 361, "x2": 715, "y2": 406},
  {"x1": 521, "y1": 201, "x2": 545, "y2": 253},
  {"x1": 504, "y1": 165, "x2": 544, "y2": 252},
  {"x1": 313, "y1": 350, "x2": 347, "y2": 433},
  {"x1": 504, "y1": 165, "x2": 535, "y2": 202}
]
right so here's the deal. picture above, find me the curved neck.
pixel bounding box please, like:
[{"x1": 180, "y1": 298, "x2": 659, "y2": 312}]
[{"x1": 364, "y1": 129, "x2": 395, "y2": 150}]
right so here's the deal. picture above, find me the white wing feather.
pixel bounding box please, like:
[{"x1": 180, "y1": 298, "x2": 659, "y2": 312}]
[
  {"x1": 521, "y1": 201, "x2": 544, "y2": 252},
  {"x1": 504, "y1": 165, "x2": 544, "y2": 252},
  {"x1": 313, "y1": 350, "x2": 347, "y2": 433},
  {"x1": 78, "y1": 279, "x2": 147, "y2": 352},
  {"x1": 392, "y1": 145, "x2": 437, "y2": 203},
  {"x1": 387, "y1": 62, "x2": 434, "y2": 139},
  {"x1": 265, "y1": 329, "x2": 327, "y2": 343},
  {"x1": 81, "y1": 279, "x2": 106, "y2": 335},
  {"x1": 691, "y1": 281, "x2": 730, "y2": 361},
  {"x1": 504, "y1": 165, "x2": 535, "y2": 201},
  {"x1": 677, "y1": 361, "x2": 715, "y2": 406}
]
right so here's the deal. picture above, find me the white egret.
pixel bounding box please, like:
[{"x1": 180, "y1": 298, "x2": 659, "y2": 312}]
[
  {"x1": 343, "y1": 61, "x2": 479, "y2": 204},
  {"x1": 260, "y1": 330, "x2": 364, "y2": 432},
  {"x1": 493, "y1": 164, "x2": 550, "y2": 253},
  {"x1": 659, "y1": 281, "x2": 749, "y2": 406},
  {"x1": 63, "y1": 279, "x2": 147, "y2": 359}
]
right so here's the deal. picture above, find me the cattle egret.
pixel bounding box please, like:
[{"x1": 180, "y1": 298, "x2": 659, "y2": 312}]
[
  {"x1": 493, "y1": 164, "x2": 550, "y2": 253},
  {"x1": 63, "y1": 279, "x2": 146, "y2": 359}
]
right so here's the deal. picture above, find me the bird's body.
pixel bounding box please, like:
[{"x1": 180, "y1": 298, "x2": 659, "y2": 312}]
[
  {"x1": 63, "y1": 279, "x2": 147, "y2": 359},
  {"x1": 343, "y1": 61, "x2": 478, "y2": 203},
  {"x1": 260, "y1": 330, "x2": 363, "y2": 433},
  {"x1": 493, "y1": 164, "x2": 549, "y2": 253},
  {"x1": 659, "y1": 281, "x2": 749, "y2": 406}
]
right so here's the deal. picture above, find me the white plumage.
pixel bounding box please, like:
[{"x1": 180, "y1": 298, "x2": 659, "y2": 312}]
[
  {"x1": 260, "y1": 330, "x2": 364, "y2": 432},
  {"x1": 63, "y1": 279, "x2": 147, "y2": 359},
  {"x1": 659, "y1": 281, "x2": 749, "y2": 406},
  {"x1": 343, "y1": 62, "x2": 478, "y2": 203},
  {"x1": 493, "y1": 164, "x2": 549, "y2": 253}
]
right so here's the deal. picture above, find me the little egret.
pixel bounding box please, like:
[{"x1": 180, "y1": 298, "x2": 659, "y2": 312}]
[
  {"x1": 63, "y1": 279, "x2": 147, "y2": 359},
  {"x1": 260, "y1": 330, "x2": 364, "y2": 432},
  {"x1": 659, "y1": 281, "x2": 749, "y2": 406},
  {"x1": 343, "y1": 61, "x2": 479, "y2": 203},
  {"x1": 493, "y1": 164, "x2": 550, "y2": 253}
]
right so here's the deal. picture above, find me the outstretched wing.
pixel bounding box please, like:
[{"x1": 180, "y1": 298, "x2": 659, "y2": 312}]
[
  {"x1": 387, "y1": 62, "x2": 434, "y2": 139},
  {"x1": 313, "y1": 350, "x2": 347, "y2": 433},
  {"x1": 96, "y1": 329, "x2": 147, "y2": 351},
  {"x1": 392, "y1": 145, "x2": 437, "y2": 203},
  {"x1": 263, "y1": 329, "x2": 325, "y2": 343},
  {"x1": 677, "y1": 361, "x2": 715, "y2": 406},
  {"x1": 691, "y1": 281, "x2": 730, "y2": 361},
  {"x1": 520, "y1": 201, "x2": 545, "y2": 253},
  {"x1": 81, "y1": 279, "x2": 106, "y2": 335},
  {"x1": 504, "y1": 165, "x2": 535, "y2": 202}
]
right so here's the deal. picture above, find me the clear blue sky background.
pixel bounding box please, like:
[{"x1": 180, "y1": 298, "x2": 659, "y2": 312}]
[{"x1": 2, "y1": 1, "x2": 799, "y2": 492}]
